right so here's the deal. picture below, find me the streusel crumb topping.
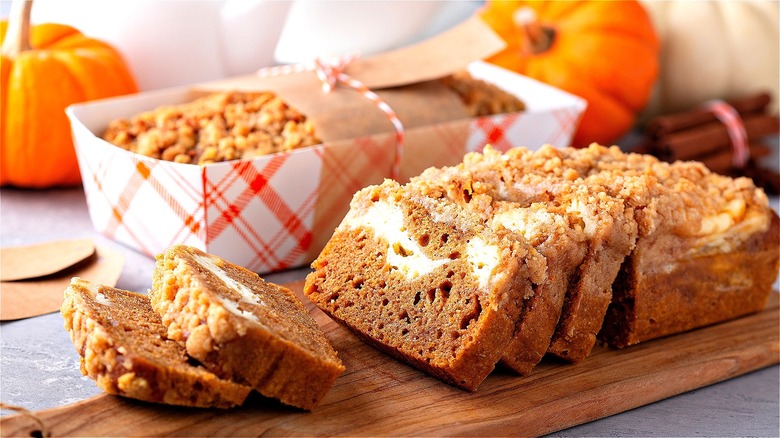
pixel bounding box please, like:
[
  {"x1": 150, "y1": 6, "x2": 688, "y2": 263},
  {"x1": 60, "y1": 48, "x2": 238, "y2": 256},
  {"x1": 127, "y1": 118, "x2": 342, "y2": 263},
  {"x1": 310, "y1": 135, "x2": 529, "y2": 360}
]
[{"x1": 103, "y1": 91, "x2": 321, "y2": 165}]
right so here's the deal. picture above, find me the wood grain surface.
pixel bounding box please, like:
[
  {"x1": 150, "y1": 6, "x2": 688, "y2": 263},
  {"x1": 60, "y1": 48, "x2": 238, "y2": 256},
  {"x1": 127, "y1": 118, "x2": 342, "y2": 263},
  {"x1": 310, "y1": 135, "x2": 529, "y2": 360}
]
[{"x1": 2, "y1": 283, "x2": 778, "y2": 437}]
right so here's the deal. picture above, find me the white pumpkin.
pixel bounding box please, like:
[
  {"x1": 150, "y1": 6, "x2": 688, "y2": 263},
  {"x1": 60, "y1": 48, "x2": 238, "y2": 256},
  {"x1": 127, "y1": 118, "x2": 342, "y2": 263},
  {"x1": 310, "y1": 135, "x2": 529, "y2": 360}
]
[{"x1": 641, "y1": 0, "x2": 779, "y2": 116}]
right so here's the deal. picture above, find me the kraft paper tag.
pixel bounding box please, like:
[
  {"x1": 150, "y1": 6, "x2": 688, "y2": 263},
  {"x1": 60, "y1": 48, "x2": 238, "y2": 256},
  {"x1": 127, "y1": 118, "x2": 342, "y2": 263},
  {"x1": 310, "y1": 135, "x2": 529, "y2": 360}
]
[
  {"x1": 0, "y1": 238, "x2": 95, "y2": 282},
  {"x1": 344, "y1": 16, "x2": 507, "y2": 89},
  {"x1": 0, "y1": 243, "x2": 125, "y2": 321}
]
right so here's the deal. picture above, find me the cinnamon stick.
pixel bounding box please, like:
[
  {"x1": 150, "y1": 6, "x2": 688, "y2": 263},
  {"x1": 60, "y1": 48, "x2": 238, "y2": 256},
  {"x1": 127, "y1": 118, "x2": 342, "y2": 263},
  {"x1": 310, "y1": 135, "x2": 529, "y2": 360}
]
[
  {"x1": 646, "y1": 92, "x2": 772, "y2": 139},
  {"x1": 697, "y1": 143, "x2": 772, "y2": 174},
  {"x1": 654, "y1": 113, "x2": 779, "y2": 162}
]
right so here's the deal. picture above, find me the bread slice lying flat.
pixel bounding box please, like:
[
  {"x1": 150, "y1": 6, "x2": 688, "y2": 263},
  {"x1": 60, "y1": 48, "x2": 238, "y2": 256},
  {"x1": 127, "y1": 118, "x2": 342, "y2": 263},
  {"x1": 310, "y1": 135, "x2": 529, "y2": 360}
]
[
  {"x1": 150, "y1": 245, "x2": 345, "y2": 410},
  {"x1": 62, "y1": 277, "x2": 251, "y2": 408}
]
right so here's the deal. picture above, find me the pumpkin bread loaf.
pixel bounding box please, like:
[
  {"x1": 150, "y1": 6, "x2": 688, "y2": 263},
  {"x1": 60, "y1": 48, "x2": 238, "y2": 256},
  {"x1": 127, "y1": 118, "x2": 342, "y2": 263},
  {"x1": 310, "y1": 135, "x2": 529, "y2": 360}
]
[
  {"x1": 305, "y1": 144, "x2": 777, "y2": 389},
  {"x1": 150, "y1": 245, "x2": 344, "y2": 410},
  {"x1": 414, "y1": 147, "x2": 638, "y2": 364},
  {"x1": 61, "y1": 277, "x2": 251, "y2": 408},
  {"x1": 304, "y1": 179, "x2": 546, "y2": 390}
]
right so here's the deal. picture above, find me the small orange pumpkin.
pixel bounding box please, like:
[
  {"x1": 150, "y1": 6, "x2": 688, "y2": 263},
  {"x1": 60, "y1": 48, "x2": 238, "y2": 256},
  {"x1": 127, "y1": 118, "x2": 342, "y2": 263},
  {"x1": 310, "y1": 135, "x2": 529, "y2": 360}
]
[
  {"x1": 1, "y1": 0, "x2": 137, "y2": 188},
  {"x1": 480, "y1": 0, "x2": 660, "y2": 147}
]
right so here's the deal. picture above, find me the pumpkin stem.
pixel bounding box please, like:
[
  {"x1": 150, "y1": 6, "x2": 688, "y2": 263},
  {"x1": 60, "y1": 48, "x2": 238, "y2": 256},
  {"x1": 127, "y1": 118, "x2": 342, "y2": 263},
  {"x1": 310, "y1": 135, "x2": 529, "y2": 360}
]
[
  {"x1": 0, "y1": 0, "x2": 33, "y2": 58},
  {"x1": 513, "y1": 6, "x2": 555, "y2": 55}
]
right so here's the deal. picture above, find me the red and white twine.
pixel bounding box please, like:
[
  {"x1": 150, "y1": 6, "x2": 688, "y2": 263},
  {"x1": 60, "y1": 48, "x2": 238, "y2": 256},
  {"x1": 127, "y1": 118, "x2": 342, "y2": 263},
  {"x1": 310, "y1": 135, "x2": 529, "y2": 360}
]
[
  {"x1": 258, "y1": 55, "x2": 405, "y2": 180},
  {"x1": 702, "y1": 99, "x2": 750, "y2": 169}
]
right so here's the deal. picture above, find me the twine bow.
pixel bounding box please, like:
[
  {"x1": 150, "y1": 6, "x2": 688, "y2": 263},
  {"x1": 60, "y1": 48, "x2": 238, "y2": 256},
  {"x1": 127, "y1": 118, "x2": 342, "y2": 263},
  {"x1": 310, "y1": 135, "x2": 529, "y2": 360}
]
[
  {"x1": 702, "y1": 99, "x2": 750, "y2": 169},
  {"x1": 312, "y1": 54, "x2": 356, "y2": 93},
  {"x1": 258, "y1": 55, "x2": 405, "y2": 180}
]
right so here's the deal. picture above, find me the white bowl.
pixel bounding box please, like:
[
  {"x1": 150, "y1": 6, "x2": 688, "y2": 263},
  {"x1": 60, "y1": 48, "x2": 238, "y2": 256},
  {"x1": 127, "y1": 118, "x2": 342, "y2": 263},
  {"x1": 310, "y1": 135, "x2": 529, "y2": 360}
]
[{"x1": 274, "y1": 0, "x2": 479, "y2": 63}]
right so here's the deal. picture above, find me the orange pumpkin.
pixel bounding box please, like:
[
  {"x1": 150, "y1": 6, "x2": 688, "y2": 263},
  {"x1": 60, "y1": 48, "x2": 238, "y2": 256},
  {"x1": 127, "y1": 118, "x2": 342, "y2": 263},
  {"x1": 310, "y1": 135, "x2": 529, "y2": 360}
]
[
  {"x1": 0, "y1": 0, "x2": 137, "y2": 188},
  {"x1": 480, "y1": 1, "x2": 659, "y2": 147}
]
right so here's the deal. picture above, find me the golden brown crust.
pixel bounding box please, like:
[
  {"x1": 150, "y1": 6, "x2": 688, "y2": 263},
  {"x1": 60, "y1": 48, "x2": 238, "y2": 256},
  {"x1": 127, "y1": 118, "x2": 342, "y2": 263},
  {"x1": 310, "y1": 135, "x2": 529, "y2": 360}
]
[
  {"x1": 525, "y1": 143, "x2": 770, "y2": 239},
  {"x1": 102, "y1": 75, "x2": 521, "y2": 166},
  {"x1": 61, "y1": 278, "x2": 250, "y2": 408},
  {"x1": 150, "y1": 245, "x2": 344, "y2": 410}
]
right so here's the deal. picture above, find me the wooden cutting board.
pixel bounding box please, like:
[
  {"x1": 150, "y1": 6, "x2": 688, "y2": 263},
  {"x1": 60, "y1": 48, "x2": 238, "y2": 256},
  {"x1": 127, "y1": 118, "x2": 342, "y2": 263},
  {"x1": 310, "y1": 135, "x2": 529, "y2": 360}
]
[{"x1": 2, "y1": 283, "x2": 778, "y2": 437}]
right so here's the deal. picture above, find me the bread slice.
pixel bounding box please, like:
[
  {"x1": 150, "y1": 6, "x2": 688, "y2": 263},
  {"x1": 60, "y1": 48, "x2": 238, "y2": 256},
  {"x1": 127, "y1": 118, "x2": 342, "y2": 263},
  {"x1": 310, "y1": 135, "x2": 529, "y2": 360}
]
[
  {"x1": 149, "y1": 245, "x2": 344, "y2": 410},
  {"x1": 304, "y1": 179, "x2": 547, "y2": 390},
  {"x1": 61, "y1": 277, "x2": 251, "y2": 408},
  {"x1": 415, "y1": 146, "x2": 637, "y2": 364}
]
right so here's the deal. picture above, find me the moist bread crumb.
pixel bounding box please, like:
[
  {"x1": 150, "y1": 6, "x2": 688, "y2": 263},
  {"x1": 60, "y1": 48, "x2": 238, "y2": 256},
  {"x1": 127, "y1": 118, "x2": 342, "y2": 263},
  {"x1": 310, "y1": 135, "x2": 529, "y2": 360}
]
[
  {"x1": 150, "y1": 245, "x2": 344, "y2": 410},
  {"x1": 61, "y1": 277, "x2": 251, "y2": 408}
]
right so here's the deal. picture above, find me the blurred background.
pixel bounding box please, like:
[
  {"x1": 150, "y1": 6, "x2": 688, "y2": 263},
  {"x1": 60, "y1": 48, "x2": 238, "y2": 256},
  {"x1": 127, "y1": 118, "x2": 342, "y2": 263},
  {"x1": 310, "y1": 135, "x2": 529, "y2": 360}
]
[
  {"x1": 1, "y1": 0, "x2": 481, "y2": 90},
  {"x1": 2, "y1": 0, "x2": 777, "y2": 134},
  {"x1": 2, "y1": 0, "x2": 777, "y2": 209}
]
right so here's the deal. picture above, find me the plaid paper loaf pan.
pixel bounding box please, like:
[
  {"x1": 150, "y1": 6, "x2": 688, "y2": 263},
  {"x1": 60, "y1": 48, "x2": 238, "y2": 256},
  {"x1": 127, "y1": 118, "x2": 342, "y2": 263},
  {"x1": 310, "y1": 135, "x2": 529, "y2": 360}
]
[{"x1": 66, "y1": 60, "x2": 585, "y2": 274}]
